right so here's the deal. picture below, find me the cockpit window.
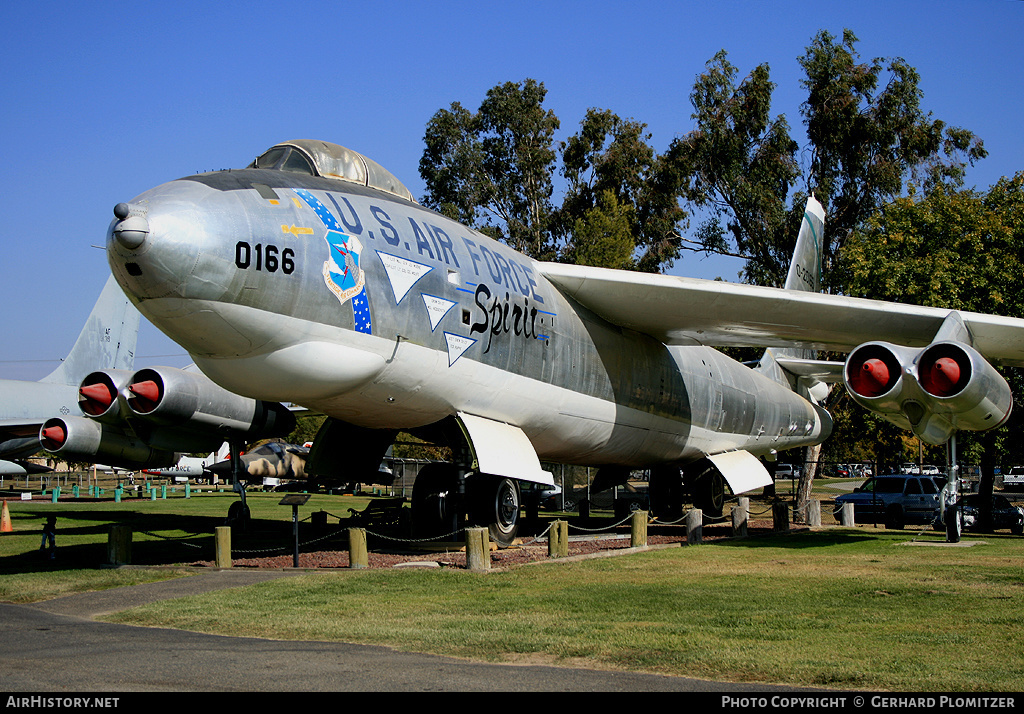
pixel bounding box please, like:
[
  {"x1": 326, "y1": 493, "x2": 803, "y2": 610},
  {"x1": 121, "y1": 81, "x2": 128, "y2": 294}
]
[
  {"x1": 248, "y1": 146, "x2": 314, "y2": 175},
  {"x1": 247, "y1": 140, "x2": 417, "y2": 202},
  {"x1": 250, "y1": 147, "x2": 288, "y2": 169},
  {"x1": 281, "y1": 150, "x2": 314, "y2": 175}
]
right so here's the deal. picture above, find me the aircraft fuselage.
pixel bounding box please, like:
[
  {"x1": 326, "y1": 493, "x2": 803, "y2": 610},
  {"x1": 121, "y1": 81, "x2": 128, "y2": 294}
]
[{"x1": 107, "y1": 166, "x2": 828, "y2": 470}]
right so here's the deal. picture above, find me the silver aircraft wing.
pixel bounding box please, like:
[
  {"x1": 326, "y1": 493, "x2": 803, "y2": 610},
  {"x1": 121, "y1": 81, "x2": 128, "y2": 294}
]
[{"x1": 536, "y1": 262, "x2": 1024, "y2": 366}]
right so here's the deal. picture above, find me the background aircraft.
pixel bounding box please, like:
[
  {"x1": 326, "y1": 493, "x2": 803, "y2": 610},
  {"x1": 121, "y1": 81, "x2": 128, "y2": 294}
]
[
  {"x1": 0, "y1": 459, "x2": 52, "y2": 477},
  {"x1": 205, "y1": 441, "x2": 310, "y2": 485},
  {"x1": 102, "y1": 140, "x2": 1024, "y2": 544},
  {"x1": 0, "y1": 275, "x2": 138, "y2": 465},
  {"x1": 141, "y1": 442, "x2": 230, "y2": 480}
]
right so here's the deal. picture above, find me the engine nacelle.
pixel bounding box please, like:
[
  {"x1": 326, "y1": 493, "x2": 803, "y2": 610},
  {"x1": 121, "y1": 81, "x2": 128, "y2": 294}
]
[
  {"x1": 39, "y1": 416, "x2": 177, "y2": 470},
  {"x1": 916, "y1": 341, "x2": 1013, "y2": 430},
  {"x1": 78, "y1": 370, "x2": 134, "y2": 423},
  {"x1": 845, "y1": 341, "x2": 1012, "y2": 445},
  {"x1": 125, "y1": 367, "x2": 296, "y2": 439}
]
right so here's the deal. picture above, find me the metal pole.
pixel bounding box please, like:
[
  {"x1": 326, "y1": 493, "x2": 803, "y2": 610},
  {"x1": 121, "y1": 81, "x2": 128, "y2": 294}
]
[{"x1": 292, "y1": 504, "x2": 300, "y2": 568}]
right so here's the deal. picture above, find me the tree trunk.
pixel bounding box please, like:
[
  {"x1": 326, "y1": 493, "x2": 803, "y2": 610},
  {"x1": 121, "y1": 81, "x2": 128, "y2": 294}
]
[{"x1": 795, "y1": 443, "x2": 821, "y2": 524}]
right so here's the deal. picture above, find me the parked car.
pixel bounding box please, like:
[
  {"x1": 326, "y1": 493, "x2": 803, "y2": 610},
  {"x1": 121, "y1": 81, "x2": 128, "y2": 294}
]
[
  {"x1": 958, "y1": 494, "x2": 1024, "y2": 534},
  {"x1": 834, "y1": 474, "x2": 942, "y2": 529},
  {"x1": 774, "y1": 463, "x2": 800, "y2": 479},
  {"x1": 1002, "y1": 466, "x2": 1024, "y2": 490}
]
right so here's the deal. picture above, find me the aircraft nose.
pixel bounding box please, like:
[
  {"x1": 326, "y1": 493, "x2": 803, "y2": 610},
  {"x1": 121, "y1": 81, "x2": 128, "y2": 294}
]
[
  {"x1": 106, "y1": 186, "x2": 205, "y2": 303},
  {"x1": 111, "y1": 202, "x2": 149, "y2": 249}
]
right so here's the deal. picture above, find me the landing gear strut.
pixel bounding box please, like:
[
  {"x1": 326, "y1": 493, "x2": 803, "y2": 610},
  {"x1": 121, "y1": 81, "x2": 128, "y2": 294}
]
[
  {"x1": 225, "y1": 439, "x2": 250, "y2": 530},
  {"x1": 649, "y1": 461, "x2": 727, "y2": 520}
]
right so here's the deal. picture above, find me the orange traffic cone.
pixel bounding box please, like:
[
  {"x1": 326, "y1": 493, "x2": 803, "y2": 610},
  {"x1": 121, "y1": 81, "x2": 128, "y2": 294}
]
[{"x1": 1, "y1": 500, "x2": 12, "y2": 532}]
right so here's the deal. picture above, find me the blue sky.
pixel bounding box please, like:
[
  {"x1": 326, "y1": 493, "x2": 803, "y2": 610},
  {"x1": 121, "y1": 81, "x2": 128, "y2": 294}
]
[{"x1": 2, "y1": 0, "x2": 1021, "y2": 380}]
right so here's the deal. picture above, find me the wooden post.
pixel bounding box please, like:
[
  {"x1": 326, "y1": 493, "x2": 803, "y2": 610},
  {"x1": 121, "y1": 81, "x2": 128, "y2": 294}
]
[
  {"x1": 630, "y1": 510, "x2": 647, "y2": 547},
  {"x1": 686, "y1": 508, "x2": 703, "y2": 545},
  {"x1": 773, "y1": 502, "x2": 790, "y2": 532},
  {"x1": 214, "y1": 526, "x2": 232, "y2": 568},
  {"x1": 107, "y1": 525, "x2": 132, "y2": 565},
  {"x1": 838, "y1": 502, "x2": 854, "y2": 526},
  {"x1": 731, "y1": 496, "x2": 749, "y2": 537},
  {"x1": 466, "y1": 527, "x2": 490, "y2": 571},
  {"x1": 348, "y1": 527, "x2": 368, "y2": 569},
  {"x1": 807, "y1": 499, "x2": 822, "y2": 527},
  {"x1": 548, "y1": 519, "x2": 568, "y2": 558}
]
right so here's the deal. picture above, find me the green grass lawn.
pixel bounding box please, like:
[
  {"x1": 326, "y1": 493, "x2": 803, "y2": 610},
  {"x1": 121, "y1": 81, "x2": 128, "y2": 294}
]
[
  {"x1": 2, "y1": 488, "x2": 1022, "y2": 691},
  {"x1": 101, "y1": 529, "x2": 1024, "y2": 691}
]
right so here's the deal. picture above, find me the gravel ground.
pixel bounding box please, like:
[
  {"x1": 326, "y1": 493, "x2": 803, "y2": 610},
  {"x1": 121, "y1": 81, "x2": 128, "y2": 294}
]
[{"x1": 185, "y1": 520, "x2": 783, "y2": 570}]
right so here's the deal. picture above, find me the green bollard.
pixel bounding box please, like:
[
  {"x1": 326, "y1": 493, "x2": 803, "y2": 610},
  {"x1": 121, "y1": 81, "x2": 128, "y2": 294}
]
[
  {"x1": 50, "y1": 487, "x2": 59, "y2": 503},
  {"x1": 161, "y1": 483, "x2": 167, "y2": 499},
  {"x1": 114, "y1": 485, "x2": 121, "y2": 503},
  {"x1": 150, "y1": 487, "x2": 156, "y2": 501},
  {"x1": 185, "y1": 482, "x2": 191, "y2": 498},
  {"x1": 73, "y1": 484, "x2": 79, "y2": 498}
]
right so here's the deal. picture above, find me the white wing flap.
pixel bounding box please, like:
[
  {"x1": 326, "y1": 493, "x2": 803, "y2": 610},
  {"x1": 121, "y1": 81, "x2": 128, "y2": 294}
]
[{"x1": 537, "y1": 262, "x2": 1024, "y2": 366}]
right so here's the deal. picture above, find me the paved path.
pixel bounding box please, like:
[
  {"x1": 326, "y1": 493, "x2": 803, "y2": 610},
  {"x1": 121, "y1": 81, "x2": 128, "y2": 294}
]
[{"x1": 1, "y1": 569, "x2": 808, "y2": 693}]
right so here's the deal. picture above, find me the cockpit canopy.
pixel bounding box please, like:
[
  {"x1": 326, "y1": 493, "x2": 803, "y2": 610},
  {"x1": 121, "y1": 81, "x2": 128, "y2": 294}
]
[{"x1": 248, "y1": 140, "x2": 415, "y2": 202}]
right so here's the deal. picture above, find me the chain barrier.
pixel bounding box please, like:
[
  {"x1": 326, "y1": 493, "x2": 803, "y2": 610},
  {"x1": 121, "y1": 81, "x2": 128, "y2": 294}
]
[
  {"x1": 136, "y1": 530, "x2": 209, "y2": 550},
  {"x1": 567, "y1": 512, "x2": 634, "y2": 533},
  {"x1": 362, "y1": 527, "x2": 465, "y2": 543},
  {"x1": 130, "y1": 492, "x2": 787, "y2": 559},
  {"x1": 515, "y1": 523, "x2": 553, "y2": 546}
]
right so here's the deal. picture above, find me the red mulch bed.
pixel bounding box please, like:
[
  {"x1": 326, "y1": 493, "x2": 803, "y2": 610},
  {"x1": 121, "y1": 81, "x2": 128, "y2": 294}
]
[{"x1": 185, "y1": 520, "x2": 784, "y2": 570}]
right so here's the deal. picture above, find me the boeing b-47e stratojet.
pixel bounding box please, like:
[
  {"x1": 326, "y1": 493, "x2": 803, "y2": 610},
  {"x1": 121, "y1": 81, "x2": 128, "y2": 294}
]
[
  {"x1": 102, "y1": 140, "x2": 1024, "y2": 543},
  {"x1": 0, "y1": 275, "x2": 138, "y2": 471}
]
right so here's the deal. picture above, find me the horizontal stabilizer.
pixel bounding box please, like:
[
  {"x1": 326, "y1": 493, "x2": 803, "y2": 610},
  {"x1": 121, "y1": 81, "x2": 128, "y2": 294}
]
[{"x1": 774, "y1": 357, "x2": 845, "y2": 383}]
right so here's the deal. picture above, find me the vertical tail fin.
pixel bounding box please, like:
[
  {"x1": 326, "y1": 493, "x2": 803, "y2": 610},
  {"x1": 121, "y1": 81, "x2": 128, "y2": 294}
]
[
  {"x1": 40, "y1": 275, "x2": 140, "y2": 386},
  {"x1": 784, "y1": 195, "x2": 825, "y2": 293},
  {"x1": 756, "y1": 197, "x2": 830, "y2": 400}
]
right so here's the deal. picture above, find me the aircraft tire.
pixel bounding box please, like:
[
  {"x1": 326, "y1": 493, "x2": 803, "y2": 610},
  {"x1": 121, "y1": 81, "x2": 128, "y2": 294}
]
[
  {"x1": 694, "y1": 471, "x2": 725, "y2": 518},
  {"x1": 945, "y1": 505, "x2": 962, "y2": 543},
  {"x1": 226, "y1": 500, "x2": 251, "y2": 529},
  {"x1": 411, "y1": 464, "x2": 460, "y2": 540},
  {"x1": 649, "y1": 466, "x2": 684, "y2": 521},
  {"x1": 470, "y1": 476, "x2": 520, "y2": 548}
]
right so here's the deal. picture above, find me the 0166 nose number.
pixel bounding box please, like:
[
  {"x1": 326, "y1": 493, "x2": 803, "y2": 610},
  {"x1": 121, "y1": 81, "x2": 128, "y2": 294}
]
[{"x1": 235, "y1": 242, "x2": 295, "y2": 274}]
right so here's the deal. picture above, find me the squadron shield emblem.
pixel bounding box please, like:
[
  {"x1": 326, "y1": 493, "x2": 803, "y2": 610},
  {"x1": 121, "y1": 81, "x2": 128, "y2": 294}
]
[
  {"x1": 293, "y1": 187, "x2": 373, "y2": 334},
  {"x1": 322, "y1": 229, "x2": 365, "y2": 304}
]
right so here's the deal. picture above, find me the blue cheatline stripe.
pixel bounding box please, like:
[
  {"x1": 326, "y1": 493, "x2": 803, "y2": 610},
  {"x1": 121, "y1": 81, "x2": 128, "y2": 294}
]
[{"x1": 293, "y1": 188, "x2": 372, "y2": 335}]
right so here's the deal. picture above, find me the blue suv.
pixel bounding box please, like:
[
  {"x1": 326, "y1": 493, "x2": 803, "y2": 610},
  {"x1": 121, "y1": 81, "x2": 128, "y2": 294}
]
[{"x1": 834, "y1": 474, "x2": 943, "y2": 529}]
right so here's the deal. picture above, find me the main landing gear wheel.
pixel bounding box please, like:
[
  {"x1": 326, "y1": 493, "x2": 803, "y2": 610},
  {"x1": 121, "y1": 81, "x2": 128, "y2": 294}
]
[
  {"x1": 471, "y1": 477, "x2": 520, "y2": 547},
  {"x1": 694, "y1": 471, "x2": 725, "y2": 518},
  {"x1": 649, "y1": 465, "x2": 684, "y2": 520},
  {"x1": 412, "y1": 464, "x2": 460, "y2": 540},
  {"x1": 226, "y1": 500, "x2": 251, "y2": 530},
  {"x1": 945, "y1": 504, "x2": 962, "y2": 543}
]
